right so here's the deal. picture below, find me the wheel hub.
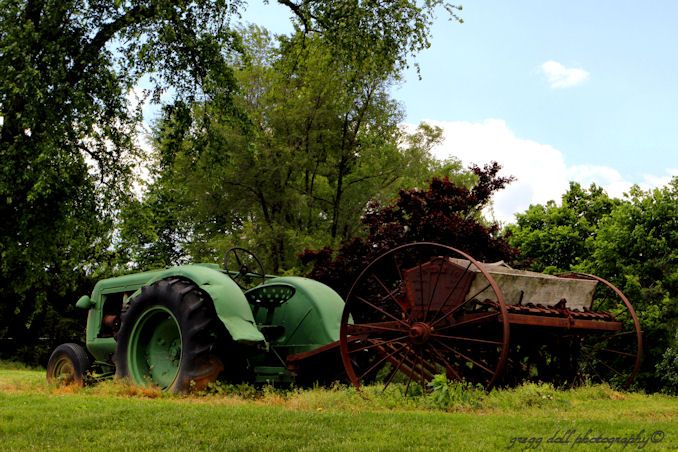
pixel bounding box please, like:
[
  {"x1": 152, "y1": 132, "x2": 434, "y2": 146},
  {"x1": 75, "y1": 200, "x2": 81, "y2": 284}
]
[
  {"x1": 128, "y1": 306, "x2": 182, "y2": 389},
  {"x1": 408, "y1": 322, "x2": 433, "y2": 345}
]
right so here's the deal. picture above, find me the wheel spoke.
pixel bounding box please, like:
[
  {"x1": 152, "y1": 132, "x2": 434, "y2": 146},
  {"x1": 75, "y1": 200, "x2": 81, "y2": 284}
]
[
  {"x1": 432, "y1": 338, "x2": 495, "y2": 375},
  {"x1": 347, "y1": 336, "x2": 409, "y2": 354},
  {"x1": 418, "y1": 351, "x2": 427, "y2": 390},
  {"x1": 404, "y1": 367, "x2": 414, "y2": 397},
  {"x1": 605, "y1": 330, "x2": 637, "y2": 339},
  {"x1": 382, "y1": 345, "x2": 413, "y2": 392},
  {"x1": 597, "y1": 358, "x2": 623, "y2": 377},
  {"x1": 428, "y1": 261, "x2": 472, "y2": 324},
  {"x1": 233, "y1": 250, "x2": 243, "y2": 267},
  {"x1": 431, "y1": 332, "x2": 502, "y2": 346},
  {"x1": 599, "y1": 348, "x2": 637, "y2": 358},
  {"x1": 370, "y1": 274, "x2": 404, "y2": 310},
  {"x1": 435, "y1": 311, "x2": 500, "y2": 332},
  {"x1": 347, "y1": 322, "x2": 409, "y2": 336},
  {"x1": 424, "y1": 343, "x2": 462, "y2": 380},
  {"x1": 438, "y1": 341, "x2": 495, "y2": 375},
  {"x1": 430, "y1": 282, "x2": 492, "y2": 329},
  {"x1": 355, "y1": 295, "x2": 408, "y2": 326},
  {"x1": 358, "y1": 342, "x2": 409, "y2": 381},
  {"x1": 417, "y1": 263, "x2": 426, "y2": 318},
  {"x1": 393, "y1": 254, "x2": 404, "y2": 282}
]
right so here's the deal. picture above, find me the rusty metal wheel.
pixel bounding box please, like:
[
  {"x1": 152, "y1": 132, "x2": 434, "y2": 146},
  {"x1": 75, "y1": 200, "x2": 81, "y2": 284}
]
[
  {"x1": 559, "y1": 273, "x2": 643, "y2": 389},
  {"x1": 339, "y1": 242, "x2": 510, "y2": 393}
]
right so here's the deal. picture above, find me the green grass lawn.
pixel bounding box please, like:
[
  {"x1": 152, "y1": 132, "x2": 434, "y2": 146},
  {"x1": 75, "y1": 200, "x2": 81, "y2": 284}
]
[{"x1": 0, "y1": 363, "x2": 675, "y2": 451}]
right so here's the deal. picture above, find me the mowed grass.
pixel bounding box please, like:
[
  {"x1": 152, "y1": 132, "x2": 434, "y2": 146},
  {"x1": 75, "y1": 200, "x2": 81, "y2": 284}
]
[{"x1": 0, "y1": 363, "x2": 676, "y2": 451}]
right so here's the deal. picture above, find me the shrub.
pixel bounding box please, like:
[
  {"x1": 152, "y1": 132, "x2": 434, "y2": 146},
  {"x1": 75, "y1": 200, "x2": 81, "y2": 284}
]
[{"x1": 657, "y1": 330, "x2": 678, "y2": 395}]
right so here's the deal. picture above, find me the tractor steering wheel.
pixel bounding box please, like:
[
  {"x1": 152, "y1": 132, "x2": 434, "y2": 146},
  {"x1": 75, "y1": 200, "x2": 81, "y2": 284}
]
[{"x1": 223, "y1": 247, "x2": 266, "y2": 290}]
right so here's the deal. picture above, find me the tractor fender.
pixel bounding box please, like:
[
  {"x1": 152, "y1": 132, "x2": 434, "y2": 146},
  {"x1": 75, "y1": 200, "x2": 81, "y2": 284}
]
[
  {"x1": 145, "y1": 265, "x2": 266, "y2": 345},
  {"x1": 257, "y1": 276, "x2": 345, "y2": 350}
]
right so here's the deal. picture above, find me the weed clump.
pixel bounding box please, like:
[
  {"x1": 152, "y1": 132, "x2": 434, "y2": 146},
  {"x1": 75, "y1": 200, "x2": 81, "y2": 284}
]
[{"x1": 426, "y1": 375, "x2": 485, "y2": 410}]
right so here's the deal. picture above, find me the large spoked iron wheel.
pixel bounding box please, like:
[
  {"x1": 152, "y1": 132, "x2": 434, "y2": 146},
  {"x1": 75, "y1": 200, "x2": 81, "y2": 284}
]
[
  {"x1": 46, "y1": 343, "x2": 90, "y2": 387},
  {"x1": 560, "y1": 273, "x2": 643, "y2": 389},
  {"x1": 339, "y1": 242, "x2": 510, "y2": 394},
  {"x1": 115, "y1": 278, "x2": 224, "y2": 392}
]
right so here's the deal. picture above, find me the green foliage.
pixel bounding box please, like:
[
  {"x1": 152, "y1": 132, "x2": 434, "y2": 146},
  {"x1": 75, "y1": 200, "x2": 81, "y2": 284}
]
[
  {"x1": 505, "y1": 182, "x2": 619, "y2": 272},
  {"x1": 121, "y1": 26, "x2": 465, "y2": 273},
  {"x1": 427, "y1": 374, "x2": 485, "y2": 409},
  {"x1": 0, "y1": 0, "x2": 246, "y2": 360},
  {"x1": 657, "y1": 330, "x2": 678, "y2": 395},
  {"x1": 302, "y1": 166, "x2": 516, "y2": 297},
  {"x1": 1, "y1": 0, "x2": 463, "y2": 358},
  {"x1": 3, "y1": 366, "x2": 677, "y2": 452},
  {"x1": 486, "y1": 382, "x2": 570, "y2": 410},
  {"x1": 507, "y1": 178, "x2": 677, "y2": 392},
  {"x1": 583, "y1": 180, "x2": 677, "y2": 390}
]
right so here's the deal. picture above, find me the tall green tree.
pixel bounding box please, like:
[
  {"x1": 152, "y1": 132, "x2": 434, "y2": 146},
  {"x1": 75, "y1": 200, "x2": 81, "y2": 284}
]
[
  {"x1": 123, "y1": 26, "x2": 465, "y2": 273},
  {"x1": 505, "y1": 182, "x2": 619, "y2": 273},
  {"x1": 0, "y1": 0, "x2": 460, "y2": 358},
  {"x1": 0, "y1": 0, "x2": 243, "y2": 352},
  {"x1": 507, "y1": 178, "x2": 678, "y2": 391},
  {"x1": 583, "y1": 180, "x2": 677, "y2": 390}
]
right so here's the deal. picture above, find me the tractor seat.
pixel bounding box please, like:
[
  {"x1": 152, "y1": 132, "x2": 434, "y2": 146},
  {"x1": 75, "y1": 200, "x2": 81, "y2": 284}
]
[
  {"x1": 245, "y1": 284, "x2": 296, "y2": 342},
  {"x1": 244, "y1": 283, "x2": 296, "y2": 308}
]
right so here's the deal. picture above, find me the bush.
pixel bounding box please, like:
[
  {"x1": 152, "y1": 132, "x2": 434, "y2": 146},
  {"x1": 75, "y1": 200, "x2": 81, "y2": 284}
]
[
  {"x1": 426, "y1": 374, "x2": 485, "y2": 409},
  {"x1": 657, "y1": 330, "x2": 678, "y2": 395}
]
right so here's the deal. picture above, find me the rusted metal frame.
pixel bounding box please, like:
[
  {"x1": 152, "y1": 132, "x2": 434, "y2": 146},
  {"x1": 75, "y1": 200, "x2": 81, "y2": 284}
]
[
  {"x1": 424, "y1": 342, "x2": 463, "y2": 380},
  {"x1": 434, "y1": 311, "x2": 500, "y2": 332},
  {"x1": 431, "y1": 332, "x2": 503, "y2": 346},
  {"x1": 432, "y1": 337, "x2": 495, "y2": 376},
  {"x1": 356, "y1": 295, "x2": 409, "y2": 327},
  {"x1": 423, "y1": 257, "x2": 447, "y2": 323},
  {"x1": 426, "y1": 261, "x2": 473, "y2": 325},
  {"x1": 505, "y1": 313, "x2": 622, "y2": 331},
  {"x1": 505, "y1": 303, "x2": 617, "y2": 321},
  {"x1": 430, "y1": 282, "x2": 492, "y2": 329},
  {"x1": 346, "y1": 321, "x2": 409, "y2": 335},
  {"x1": 358, "y1": 342, "x2": 409, "y2": 381},
  {"x1": 563, "y1": 272, "x2": 643, "y2": 388}
]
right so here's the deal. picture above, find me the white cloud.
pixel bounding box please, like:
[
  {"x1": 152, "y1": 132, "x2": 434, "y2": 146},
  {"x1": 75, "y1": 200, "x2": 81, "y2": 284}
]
[
  {"x1": 540, "y1": 60, "x2": 590, "y2": 89},
  {"x1": 421, "y1": 119, "x2": 674, "y2": 224}
]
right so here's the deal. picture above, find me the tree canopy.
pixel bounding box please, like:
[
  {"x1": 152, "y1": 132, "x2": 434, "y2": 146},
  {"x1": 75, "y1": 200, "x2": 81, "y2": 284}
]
[
  {"x1": 116, "y1": 25, "x2": 466, "y2": 273},
  {"x1": 0, "y1": 0, "x2": 461, "y2": 357},
  {"x1": 301, "y1": 164, "x2": 516, "y2": 297},
  {"x1": 506, "y1": 179, "x2": 678, "y2": 391}
]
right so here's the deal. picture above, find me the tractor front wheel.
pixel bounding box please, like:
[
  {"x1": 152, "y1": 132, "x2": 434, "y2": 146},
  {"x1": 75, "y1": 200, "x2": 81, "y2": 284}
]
[
  {"x1": 46, "y1": 343, "x2": 90, "y2": 387},
  {"x1": 115, "y1": 278, "x2": 224, "y2": 392}
]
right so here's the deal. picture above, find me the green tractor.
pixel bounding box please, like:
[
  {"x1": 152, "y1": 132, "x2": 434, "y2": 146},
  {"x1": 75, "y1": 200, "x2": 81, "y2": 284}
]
[
  {"x1": 47, "y1": 248, "x2": 346, "y2": 392},
  {"x1": 47, "y1": 243, "x2": 642, "y2": 392}
]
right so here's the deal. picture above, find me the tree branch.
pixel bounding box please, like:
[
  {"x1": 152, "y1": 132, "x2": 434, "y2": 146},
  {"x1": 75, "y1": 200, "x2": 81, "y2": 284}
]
[{"x1": 68, "y1": 4, "x2": 158, "y2": 86}]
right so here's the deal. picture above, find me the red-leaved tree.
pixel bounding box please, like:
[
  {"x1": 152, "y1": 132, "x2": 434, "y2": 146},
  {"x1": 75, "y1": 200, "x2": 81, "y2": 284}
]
[{"x1": 300, "y1": 162, "x2": 517, "y2": 297}]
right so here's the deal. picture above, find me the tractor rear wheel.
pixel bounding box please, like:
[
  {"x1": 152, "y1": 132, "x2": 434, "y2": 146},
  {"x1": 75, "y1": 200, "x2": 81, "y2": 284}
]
[
  {"x1": 115, "y1": 278, "x2": 224, "y2": 392},
  {"x1": 46, "y1": 343, "x2": 90, "y2": 387}
]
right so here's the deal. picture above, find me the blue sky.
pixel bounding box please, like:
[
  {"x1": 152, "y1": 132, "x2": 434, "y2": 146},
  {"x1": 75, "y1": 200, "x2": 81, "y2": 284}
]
[{"x1": 228, "y1": 1, "x2": 678, "y2": 221}]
